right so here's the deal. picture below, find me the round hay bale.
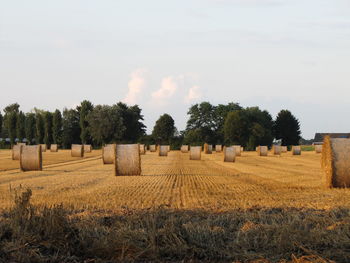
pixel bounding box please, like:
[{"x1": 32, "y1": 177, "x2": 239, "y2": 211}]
[
  {"x1": 181, "y1": 145, "x2": 189, "y2": 153},
  {"x1": 115, "y1": 144, "x2": 141, "y2": 176},
  {"x1": 103, "y1": 144, "x2": 116, "y2": 164},
  {"x1": 150, "y1": 145, "x2": 157, "y2": 152},
  {"x1": 40, "y1": 144, "x2": 47, "y2": 152},
  {"x1": 272, "y1": 145, "x2": 281, "y2": 155},
  {"x1": 224, "y1": 146, "x2": 235, "y2": 162},
  {"x1": 281, "y1": 146, "x2": 288, "y2": 153},
  {"x1": 215, "y1": 145, "x2": 222, "y2": 152},
  {"x1": 190, "y1": 146, "x2": 201, "y2": 160},
  {"x1": 204, "y1": 143, "x2": 212, "y2": 154},
  {"x1": 71, "y1": 144, "x2": 84, "y2": 157},
  {"x1": 12, "y1": 145, "x2": 23, "y2": 160},
  {"x1": 322, "y1": 136, "x2": 350, "y2": 188},
  {"x1": 233, "y1": 145, "x2": 241, "y2": 156},
  {"x1": 292, "y1": 146, "x2": 301, "y2": 155},
  {"x1": 20, "y1": 145, "x2": 42, "y2": 171},
  {"x1": 159, "y1": 145, "x2": 168, "y2": 156},
  {"x1": 257, "y1": 146, "x2": 268, "y2": 156},
  {"x1": 84, "y1": 144, "x2": 92, "y2": 153},
  {"x1": 241, "y1": 147, "x2": 244, "y2": 152},
  {"x1": 315, "y1": 145, "x2": 323, "y2": 154},
  {"x1": 50, "y1": 144, "x2": 58, "y2": 152},
  {"x1": 166, "y1": 145, "x2": 170, "y2": 152},
  {"x1": 139, "y1": 144, "x2": 146, "y2": 155},
  {"x1": 17, "y1": 142, "x2": 26, "y2": 147}
]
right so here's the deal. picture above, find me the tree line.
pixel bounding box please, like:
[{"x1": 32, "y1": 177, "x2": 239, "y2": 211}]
[{"x1": 0, "y1": 101, "x2": 301, "y2": 150}]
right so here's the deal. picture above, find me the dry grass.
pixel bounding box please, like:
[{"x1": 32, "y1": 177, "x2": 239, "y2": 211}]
[{"x1": 0, "y1": 150, "x2": 350, "y2": 261}]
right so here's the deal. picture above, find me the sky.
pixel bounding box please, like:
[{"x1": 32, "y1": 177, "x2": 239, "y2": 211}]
[{"x1": 1, "y1": 0, "x2": 350, "y2": 139}]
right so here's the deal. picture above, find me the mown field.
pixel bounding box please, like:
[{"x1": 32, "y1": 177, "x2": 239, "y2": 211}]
[{"x1": 0, "y1": 149, "x2": 349, "y2": 262}]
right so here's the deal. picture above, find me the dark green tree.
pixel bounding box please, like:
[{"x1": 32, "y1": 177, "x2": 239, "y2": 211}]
[
  {"x1": 3, "y1": 103, "x2": 20, "y2": 145},
  {"x1": 35, "y1": 113, "x2": 45, "y2": 144},
  {"x1": 152, "y1": 114, "x2": 176, "y2": 144},
  {"x1": 214, "y1": 102, "x2": 242, "y2": 142},
  {"x1": 224, "y1": 110, "x2": 249, "y2": 146},
  {"x1": 52, "y1": 109, "x2": 63, "y2": 145},
  {"x1": 78, "y1": 100, "x2": 94, "y2": 144},
  {"x1": 87, "y1": 105, "x2": 125, "y2": 145},
  {"x1": 16, "y1": 111, "x2": 26, "y2": 142},
  {"x1": 0, "y1": 111, "x2": 3, "y2": 137},
  {"x1": 116, "y1": 102, "x2": 146, "y2": 142},
  {"x1": 25, "y1": 113, "x2": 36, "y2": 145},
  {"x1": 274, "y1": 110, "x2": 301, "y2": 146},
  {"x1": 62, "y1": 108, "x2": 81, "y2": 149},
  {"x1": 44, "y1": 112, "x2": 53, "y2": 147}
]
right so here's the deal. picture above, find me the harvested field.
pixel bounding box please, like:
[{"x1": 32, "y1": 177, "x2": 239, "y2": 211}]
[{"x1": 0, "y1": 150, "x2": 350, "y2": 262}]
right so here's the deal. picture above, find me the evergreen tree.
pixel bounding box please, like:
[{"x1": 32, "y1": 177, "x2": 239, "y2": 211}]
[
  {"x1": 25, "y1": 113, "x2": 36, "y2": 145},
  {"x1": 16, "y1": 111, "x2": 26, "y2": 142},
  {"x1": 152, "y1": 114, "x2": 176, "y2": 144},
  {"x1": 35, "y1": 113, "x2": 45, "y2": 144},
  {"x1": 52, "y1": 109, "x2": 63, "y2": 145},
  {"x1": 3, "y1": 103, "x2": 20, "y2": 145},
  {"x1": 274, "y1": 110, "x2": 301, "y2": 146},
  {"x1": 78, "y1": 100, "x2": 93, "y2": 144},
  {"x1": 44, "y1": 112, "x2": 53, "y2": 146}
]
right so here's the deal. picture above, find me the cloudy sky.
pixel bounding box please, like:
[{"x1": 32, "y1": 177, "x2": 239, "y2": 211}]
[{"x1": 1, "y1": 0, "x2": 349, "y2": 139}]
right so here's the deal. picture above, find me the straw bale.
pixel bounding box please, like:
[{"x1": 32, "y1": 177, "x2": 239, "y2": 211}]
[
  {"x1": 159, "y1": 145, "x2": 168, "y2": 156},
  {"x1": 257, "y1": 146, "x2": 268, "y2": 156},
  {"x1": 71, "y1": 144, "x2": 84, "y2": 157},
  {"x1": 233, "y1": 145, "x2": 241, "y2": 156},
  {"x1": 190, "y1": 146, "x2": 201, "y2": 160},
  {"x1": 84, "y1": 144, "x2": 92, "y2": 153},
  {"x1": 40, "y1": 144, "x2": 47, "y2": 152},
  {"x1": 150, "y1": 145, "x2": 157, "y2": 152},
  {"x1": 50, "y1": 144, "x2": 58, "y2": 152},
  {"x1": 204, "y1": 143, "x2": 212, "y2": 154},
  {"x1": 103, "y1": 144, "x2": 116, "y2": 164},
  {"x1": 115, "y1": 144, "x2": 141, "y2": 176},
  {"x1": 281, "y1": 146, "x2": 288, "y2": 153},
  {"x1": 12, "y1": 145, "x2": 23, "y2": 160},
  {"x1": 292, "y1": 146, "x2": 301, "y2": 155},
  {"x1": 139, "y1": 144, "x2": 146, "y2": 155},
  {"x1": 272, "y1": 145, "x2": 281, "y2": 155},
  {"x1": 224, "y1": 146, "x2": 235, "y2": 162},
  {"x1": 181, "y1": 145, "x2": 189, "y2": 153},
  {"x1": 20, "y1": 145, "x2": 42, "y2": 171},
  {"x1": 215, "y1": 145, "x2": 222, "y2": 152}
]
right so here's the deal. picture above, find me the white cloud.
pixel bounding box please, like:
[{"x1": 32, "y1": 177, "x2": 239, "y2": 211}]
[
  {"x1": 151, "y1": 76, "x2": 178, "y2": 103},
  {"x1": 184, "y1": 85, "x2": 202, "y2": 103},
  {"x1": 123, "y1": 69, "x2": 147, "y2": 105}
]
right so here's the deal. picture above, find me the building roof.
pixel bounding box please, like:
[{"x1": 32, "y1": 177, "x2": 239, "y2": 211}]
[{"x1": 314, "y1": 133, "x2": 350, "y2": 142}]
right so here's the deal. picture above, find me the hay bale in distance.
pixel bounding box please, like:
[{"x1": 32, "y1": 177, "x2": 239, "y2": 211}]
[
  {"x1": 103, "y1": 144, "x2": 116, "y2": 164},
  {"x1": 257, "y1": 146, "x2": 268, "y2": 156},
  {"x1": 233, "y1": 145, "x2": 241, "y2": 156},
  {"x1": 315, "y1": 145, "x2": 323, "y2": 154},
  {"x1": 241, "y1": 147, "x2": 244, "y2": 152},
  {"x1": 115, "y1": 144, "x2": 141, "y2": 176},
  {"x1": 190, "y1": 146, "x2": 201, "y2": 160},
  {"x1": 215, "y1": 145, "x2": 222, "y2": 152},
  {"x1": 50, "y1": 144, "x2": 58, "y2": 152},
  {"x1": 139, "y1": 144, "x2": 146, "y2": 155},
  {"x1": 20, "y1": 145, "x2": 42, "y2": 171},
  {"x1": 204, "y1": 143, "x2": 212, "y2": 154},
  {"x1": 272, "y1": 145, "x2": 281, "y2": 155},
  {"x1": 150, "y1": 145, "x2": 157, "y2": 152},
  {"x1": 181, "y1": 145, "x2": 189, "y2": 153},
  {"x1": 12, "y1": 145, "x2": 23, "y2": 160},
  {"x1": 17, "y1": 142, "x2": 26, "y2": 147},
  {"x1": 40, "y1": 144, "x2": 47, "y2": 152},
  {"x1": 84, "y1": 144, "x2": 92, "y2": 153},
  {"x1": 224, "y1": 146, "x2": 235, "y2": 162},
  {"x1": 292, "y1": 146, "x2": 301, "y2": 155},
  {"x1": 322, "y1": 136, "x2": 350, "y2": 188},
  {"x1": 281, "y1": 146, "x2": 288, "y2": 153},
  {"x1": 166, "y1": 145, "x2": 170, "y2": 152},
  {"x1": 71, "y1": 144, "x2": 84, "y2": 157},
  {"x1": 159, "y1": 145, "x2": 168, "y2": 156}
]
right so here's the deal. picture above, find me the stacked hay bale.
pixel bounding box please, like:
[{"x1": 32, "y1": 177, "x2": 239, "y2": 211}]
[
  {"x1": 159, "y1": 145, "x2": 168, "y2": 156},
  {"x1": 233, "y1": 145, "x2": 241, "y2": 156},
  {"x1": 190, "y1": 146, "x2": 201, "y2": 160},
  {"x1": 224, "y1": 146, "x2": 235, "y2": 162},
  {"x1": 322, "y1": 136, "x2": 350, "y2": 188},
  {"x1": 215, "y1": 145, "x2": 222, "y2": 152},
  {"x1": 115, "y1": 144, "x2": 141, "y2": 176},
  {"x1": 12, "y1": 145, "x2": 23, "y2": 160},
  {"x1": 50, "y1": 144, "x2": 58, "y2": 152},
  {"x1": 40, "y1": 144, "x2": 47, "y2": 152},
  {"x1": 84, "y1": 144, "x2": 92, "y2": 153},
  {"x1": 272, "y1": 145, "x2": 282, "y2": 155},
  {"x1": 257, "y1": 146, "x2": 268, "y2": 156},
  {"x1": 103, "y1": 144, "x2": 116, "y2": 164},
  {"x1": 281, "y1": 146, "x2": 287, "y2": 153},
  {"x1": 71, "y1": 144, "x2": 84, "y2": 157},
  {"x1": 181, "y1": 145, "x2": 189, "y2": 153},
  {"x1": 204, "y1": 143, "x2": 212, "y2": 154},
  {"x1": 292, "y1": 146, "x2": 301, "y2": 155},
  {"x1": 150, "y1": 145, "x2": 157, "y2": 152},
  {"x1": 139, "y1": 144, "x2": 146, "y2": 155},
  {"x1": 20, "y1": 145, "x2": 42, "y2": 171},
  {"x1": 315, "y1": 145, "x2": 323, "y2": 154}
]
